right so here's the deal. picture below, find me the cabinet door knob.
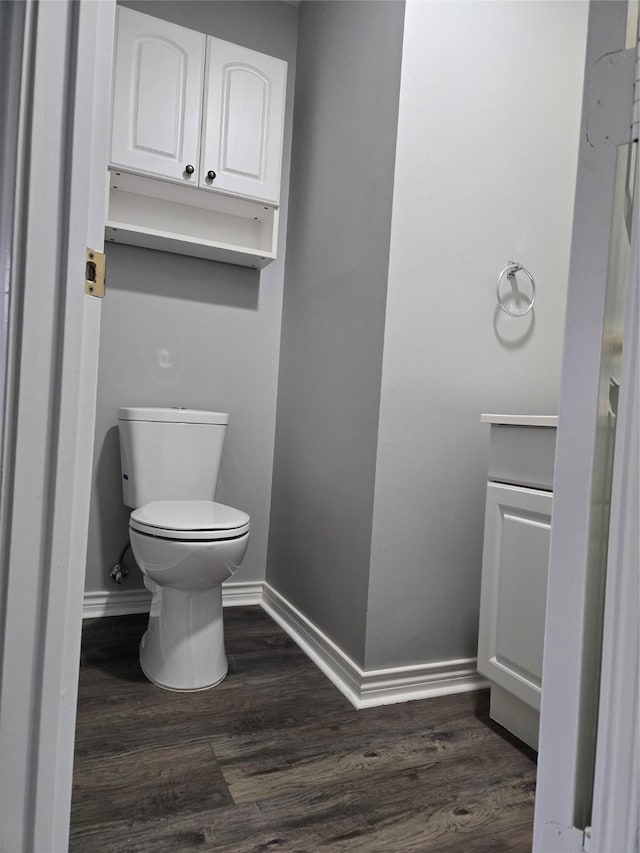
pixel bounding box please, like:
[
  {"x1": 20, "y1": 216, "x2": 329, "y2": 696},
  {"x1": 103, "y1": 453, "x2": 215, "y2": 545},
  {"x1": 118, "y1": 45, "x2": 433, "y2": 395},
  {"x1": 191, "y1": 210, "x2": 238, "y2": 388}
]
[
  {"x1": 207, "y1": 170, "x2": 217, "y2": 181},
  {"x1": 184, "y1": 164, "x2": 195, "y2": 175}
]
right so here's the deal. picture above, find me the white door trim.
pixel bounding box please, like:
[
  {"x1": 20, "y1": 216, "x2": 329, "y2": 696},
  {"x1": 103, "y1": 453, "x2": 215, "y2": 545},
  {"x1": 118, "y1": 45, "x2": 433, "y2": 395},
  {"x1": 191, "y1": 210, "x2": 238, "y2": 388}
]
[
  {"x1": 533, "y1": 2, "x2": 635, "y2": 849},
  {"x1": 0, "y1": 2, "x2": 115, "y2": 850},
  {"x1": 588, "y1": 158, "x2": 640, "y2": 853}
]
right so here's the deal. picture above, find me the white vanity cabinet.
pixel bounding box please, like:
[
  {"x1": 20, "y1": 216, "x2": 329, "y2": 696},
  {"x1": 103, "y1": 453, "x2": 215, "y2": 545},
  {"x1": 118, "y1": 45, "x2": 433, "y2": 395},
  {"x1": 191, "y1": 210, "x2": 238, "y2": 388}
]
[
  {"x1": 477, "y1": 415, "x2": 557, "y2": 750},
  {"x1": 107, "y1": 7, "x2": 287, "y2": 268}
]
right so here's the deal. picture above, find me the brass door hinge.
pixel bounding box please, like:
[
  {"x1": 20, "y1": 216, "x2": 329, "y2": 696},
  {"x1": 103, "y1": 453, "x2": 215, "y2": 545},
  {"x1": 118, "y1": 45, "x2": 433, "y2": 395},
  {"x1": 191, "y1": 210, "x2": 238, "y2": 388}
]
[{"x1": 85, "y1": 248, "x2": 105, "y2": 297}]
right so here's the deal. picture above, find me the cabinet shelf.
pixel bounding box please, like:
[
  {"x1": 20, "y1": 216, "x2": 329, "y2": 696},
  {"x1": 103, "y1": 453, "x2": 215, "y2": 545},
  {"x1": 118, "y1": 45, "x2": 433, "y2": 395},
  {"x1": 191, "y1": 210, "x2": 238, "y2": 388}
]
[{"x1": 106, "y1": 171, "x2": 277, "y2": 269}]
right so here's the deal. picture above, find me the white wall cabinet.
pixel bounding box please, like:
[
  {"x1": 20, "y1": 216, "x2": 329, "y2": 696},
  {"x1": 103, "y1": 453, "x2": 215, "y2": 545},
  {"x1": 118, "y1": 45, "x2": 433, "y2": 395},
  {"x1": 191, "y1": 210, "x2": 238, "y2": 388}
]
[
  {"x1": 107, "y1": 7, "x2": 287, "y2": 268},
  {"x1": 111, "y1": 9, "x2": 205, "y2": 184},
  {"x1": 477, "y1": 417, "x2": 557, "y2": 750},
  {"x1": 201, "y1": 37, "x2": 287, "y2": 203}
]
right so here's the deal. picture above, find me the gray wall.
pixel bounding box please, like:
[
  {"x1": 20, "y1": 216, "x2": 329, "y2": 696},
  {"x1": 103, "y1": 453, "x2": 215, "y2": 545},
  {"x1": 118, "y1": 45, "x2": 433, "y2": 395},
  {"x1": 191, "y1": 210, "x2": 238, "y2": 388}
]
[
  {"x1": 365, "y1": 1, "x2": 588, "y2": 670},
  {"x1": 85, "y1": 1, "x2": 298, "y2": 594},
  {"x1": 266, "y1": 1, "x2": 405, "y2": 665}
]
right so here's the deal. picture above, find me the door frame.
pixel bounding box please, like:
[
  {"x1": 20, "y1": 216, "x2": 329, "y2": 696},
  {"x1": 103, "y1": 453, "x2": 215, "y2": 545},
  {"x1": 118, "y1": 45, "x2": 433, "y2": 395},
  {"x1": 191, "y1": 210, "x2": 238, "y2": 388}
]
[
  {"x1": 533, "y1": 1, "x2": 639, "y2": 850},
  {"x1": 588, "y1": 180, "x2": 639, "y2": 852},
  {"x1": 0, "y1": 1, "x2": 115, "y2": 850},
  {"x1": 0, "y1": 1, "x2": 637, "y2": 850}
]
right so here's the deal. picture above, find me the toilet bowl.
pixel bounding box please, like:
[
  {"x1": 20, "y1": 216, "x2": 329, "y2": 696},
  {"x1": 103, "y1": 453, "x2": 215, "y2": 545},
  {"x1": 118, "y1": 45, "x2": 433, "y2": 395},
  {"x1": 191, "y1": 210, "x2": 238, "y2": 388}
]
[
  {"x1": 118, "y1": 407, "x2": 250, "y2": 691},
  {"x1": 130, "y1": 500, "x2": 250, "y2": 690}
]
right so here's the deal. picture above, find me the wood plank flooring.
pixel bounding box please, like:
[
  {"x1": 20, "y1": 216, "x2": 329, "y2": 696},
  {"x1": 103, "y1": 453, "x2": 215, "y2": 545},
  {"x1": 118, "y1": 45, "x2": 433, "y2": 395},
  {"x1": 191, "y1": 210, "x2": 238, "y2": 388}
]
[{"x1": 70, "y1": 607, "x2": 536, "y2": 852}]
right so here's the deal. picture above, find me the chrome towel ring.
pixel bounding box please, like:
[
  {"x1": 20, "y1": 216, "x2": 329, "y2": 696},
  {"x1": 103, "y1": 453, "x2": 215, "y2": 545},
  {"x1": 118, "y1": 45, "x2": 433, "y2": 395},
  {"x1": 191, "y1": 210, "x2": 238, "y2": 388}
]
[{"x1": 496, "y1": 261, "x2": 536, "y2": 317}]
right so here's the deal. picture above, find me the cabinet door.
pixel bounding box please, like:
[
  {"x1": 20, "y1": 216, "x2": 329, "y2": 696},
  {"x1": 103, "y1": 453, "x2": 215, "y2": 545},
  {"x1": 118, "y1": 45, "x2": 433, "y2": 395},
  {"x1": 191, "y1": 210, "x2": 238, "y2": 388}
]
[
  {"x1": 110, "y1": 7, "x2": 205, "y2": 183},
  {"x1": 201, "y1": 38, "x2": 287, "y2": 204},
  {"x1": 477, "y1": 482, "x2": 552, "y2": 710}
]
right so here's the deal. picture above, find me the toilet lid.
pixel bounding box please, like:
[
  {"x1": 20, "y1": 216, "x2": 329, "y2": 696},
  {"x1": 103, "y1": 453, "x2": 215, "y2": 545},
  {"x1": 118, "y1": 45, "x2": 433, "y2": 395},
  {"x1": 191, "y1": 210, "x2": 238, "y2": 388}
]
[{"x1": 130, "y1": 500, "x2": 250, "y2": 541}]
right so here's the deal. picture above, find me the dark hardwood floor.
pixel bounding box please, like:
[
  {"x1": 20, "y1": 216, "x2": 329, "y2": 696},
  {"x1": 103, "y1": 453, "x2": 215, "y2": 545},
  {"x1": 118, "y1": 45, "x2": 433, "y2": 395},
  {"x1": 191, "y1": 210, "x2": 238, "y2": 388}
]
[{"x1": 70, "y1": 607, "x2": 536, "y2": 852}]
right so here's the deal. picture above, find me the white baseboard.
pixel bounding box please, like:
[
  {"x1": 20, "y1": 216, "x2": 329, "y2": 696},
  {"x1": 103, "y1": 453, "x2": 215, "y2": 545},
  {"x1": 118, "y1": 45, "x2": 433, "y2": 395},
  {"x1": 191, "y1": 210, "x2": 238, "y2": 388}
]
[
  {"x1": 82, "y1": 581, "x2": 263, "y2": 619},
  {"x1": 261, "y1": 583, "x2": 362, "y2": 707},
  {"x1": 83, "y1": 580, "x2": 486, "y2": 709},
  {"x1": 261, "y1": 583, "x2": 488, "y2": 710},
  {"x1": 220, "y1": 581, "x2": 264, "y2": 607},
  {"x1": 83, "y1": 588, "x2": 151, "y2": 618},
  {"x1": 358, "y1": 658, "x2": 489, "y2": 709}
]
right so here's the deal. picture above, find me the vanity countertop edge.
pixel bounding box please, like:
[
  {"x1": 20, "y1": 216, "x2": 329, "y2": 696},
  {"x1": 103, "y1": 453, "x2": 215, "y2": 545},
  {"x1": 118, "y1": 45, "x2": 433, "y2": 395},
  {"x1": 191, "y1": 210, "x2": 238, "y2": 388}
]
[{"x1": 480, "y1": 414, "x2": 558, "y2": 427}]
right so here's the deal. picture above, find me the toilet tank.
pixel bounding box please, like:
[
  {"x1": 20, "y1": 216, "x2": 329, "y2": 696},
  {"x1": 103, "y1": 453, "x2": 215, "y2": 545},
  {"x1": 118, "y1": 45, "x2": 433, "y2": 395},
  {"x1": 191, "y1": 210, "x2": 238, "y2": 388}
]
[{"x1": 118, "y1": 407, "x2": 229, "y2": 508}]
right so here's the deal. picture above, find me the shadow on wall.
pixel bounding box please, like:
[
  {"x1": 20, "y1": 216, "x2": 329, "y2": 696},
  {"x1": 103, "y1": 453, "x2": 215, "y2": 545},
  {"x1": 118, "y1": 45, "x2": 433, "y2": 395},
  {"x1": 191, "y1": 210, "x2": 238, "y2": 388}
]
[
  {"x1": 493, "y1": 301, "x2": 536, "y2": 350},
  {"x1": 93, "y1": 425, "x2": 141, "y2": 583},
  {"x1": 105, "y1": 243, "x2": 261, "y2": 311}
]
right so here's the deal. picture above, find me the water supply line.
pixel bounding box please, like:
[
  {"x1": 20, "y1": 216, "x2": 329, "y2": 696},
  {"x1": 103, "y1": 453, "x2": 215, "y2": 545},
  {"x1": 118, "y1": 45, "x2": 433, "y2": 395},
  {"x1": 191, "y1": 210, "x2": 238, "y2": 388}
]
[{"x1": 109, "y1": 540, "x2": 131, "y2": 584}]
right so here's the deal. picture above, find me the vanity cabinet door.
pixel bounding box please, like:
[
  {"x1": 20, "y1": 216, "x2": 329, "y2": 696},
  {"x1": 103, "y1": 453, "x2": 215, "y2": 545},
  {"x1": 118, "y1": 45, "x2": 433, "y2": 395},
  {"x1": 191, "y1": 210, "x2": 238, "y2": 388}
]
[
  {"x1": 477, "y1": 482, "x2": 552, "y2": 710},
  {"x1": 200, "y1": 38, "x2": 287, "y2": 204},
  {"x1": 110, "y1": 7, "x2": 205, "y2": 184}
]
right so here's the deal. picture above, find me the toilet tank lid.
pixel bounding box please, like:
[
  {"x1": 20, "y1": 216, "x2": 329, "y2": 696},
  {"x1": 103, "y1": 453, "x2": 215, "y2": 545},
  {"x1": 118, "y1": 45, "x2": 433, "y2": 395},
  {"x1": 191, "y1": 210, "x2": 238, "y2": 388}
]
[{"x1": 118, "y1": 407, "x2": 229, "y2": 425}]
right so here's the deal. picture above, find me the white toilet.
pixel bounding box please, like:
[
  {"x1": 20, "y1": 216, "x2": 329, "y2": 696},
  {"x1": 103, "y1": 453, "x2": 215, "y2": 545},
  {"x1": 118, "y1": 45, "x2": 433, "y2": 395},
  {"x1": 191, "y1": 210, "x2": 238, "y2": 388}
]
[{"x1": 118, "y1": 407, "x2": 250, "y2": 691}]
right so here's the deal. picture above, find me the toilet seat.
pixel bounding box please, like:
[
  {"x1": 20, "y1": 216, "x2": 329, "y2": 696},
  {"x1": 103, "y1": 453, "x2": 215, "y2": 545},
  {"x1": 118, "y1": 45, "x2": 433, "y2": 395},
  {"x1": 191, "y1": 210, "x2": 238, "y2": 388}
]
[{"x1": 130, "y1": 500, "x2": 250, "y2": 541}]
